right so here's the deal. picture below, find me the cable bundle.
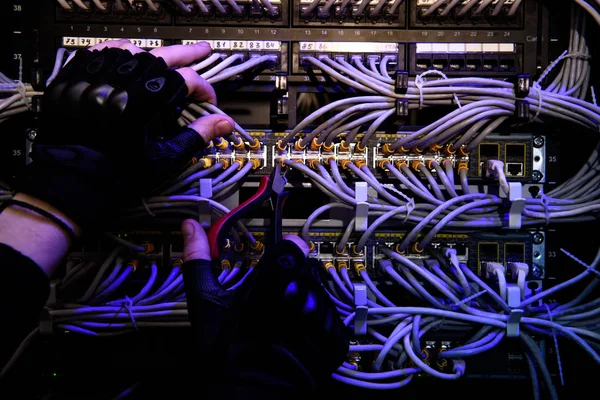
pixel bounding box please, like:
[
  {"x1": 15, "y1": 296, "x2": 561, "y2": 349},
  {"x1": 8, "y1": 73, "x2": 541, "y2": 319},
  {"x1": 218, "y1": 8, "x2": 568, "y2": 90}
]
[
  {"x1": 319, "y1": 247, "x2": 600, "y2": 399},
  {"x1": 0, "y1": 73, "x2": 42, "y2": 124}
]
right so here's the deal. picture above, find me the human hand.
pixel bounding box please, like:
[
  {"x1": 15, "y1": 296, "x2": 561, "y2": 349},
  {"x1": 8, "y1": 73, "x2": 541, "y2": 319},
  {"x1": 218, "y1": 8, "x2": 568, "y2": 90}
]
[
  {"x1": 180, "y1": 218, "x2": 348, "y2": 386},
  {"x1": 17, "y1": 39, "x2": 234, "y2": 230}
]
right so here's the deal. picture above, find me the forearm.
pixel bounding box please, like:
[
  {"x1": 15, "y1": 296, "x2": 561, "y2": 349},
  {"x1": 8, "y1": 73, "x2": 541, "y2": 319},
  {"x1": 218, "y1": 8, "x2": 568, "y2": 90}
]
[{"x1": 0, "y1": 193, "x2": 80, "y2": 277}]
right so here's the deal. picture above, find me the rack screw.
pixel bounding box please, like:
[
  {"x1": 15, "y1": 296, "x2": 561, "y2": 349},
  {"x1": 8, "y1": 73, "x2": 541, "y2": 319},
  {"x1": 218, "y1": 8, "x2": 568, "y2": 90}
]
[
  {"x1": 531, "y1": 265, "x2": 543, "y2": 278},
  {"x1": 26, "y1": 129, "x2": 37, "y2": 142},
  {"x1": 532, "y1": 233, "x2": 544, "y2": 244},
  {"x1": 533, "y1": 136, "x2": 544, "y2": 148},
  {"x1": 532, "y1": 170, "x2": 543, "y2": 181}
]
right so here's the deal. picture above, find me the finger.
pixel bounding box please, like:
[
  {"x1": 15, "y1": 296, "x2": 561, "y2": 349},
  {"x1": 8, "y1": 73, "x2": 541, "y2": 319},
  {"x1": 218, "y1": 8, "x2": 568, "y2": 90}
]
[
  {"x1": 187, "y1": 114, "x2": 234, "y2": 144},
  {"x1": 117, "y1": 41, "x2": 146, "y2": 55},
  {"x1": 88, "y1": 38, "x2": 131, "y2": 52},
  {"x1": 176, "y1": 67, "x2": 217, "y2": 103},
  {"x1": 150, "y1": 42, "x2": 212, "y2": 68},
  {"x1": 282, "y1": 234, "x2": 310, "y2": 257},
  {"x1": 182, "y1": 219, "x2": 211, "y2": 262}
]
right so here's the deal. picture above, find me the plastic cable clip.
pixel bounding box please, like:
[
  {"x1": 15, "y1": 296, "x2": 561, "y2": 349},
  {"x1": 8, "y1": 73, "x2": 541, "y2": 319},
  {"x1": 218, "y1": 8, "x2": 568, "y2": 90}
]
[
  {"x1": 275, "y1": 72, "x2": 288, "y2": 92},
  {"x1": 198, "y1": 178, "x2": 213, "y2": 228},
  {"x1": 515, "y1": 99, "x2": 530, "y2": 120},
  {"x1": 394, "y1": 70, "x2": 409, "y2": 94},
  {"x1": 506, "y1": 285, "x2": 523, "y2": 338},
  {"x1": 353, "y1": 283, "x2": 368, "y2": 336},
  {"x1": 508, "y1": 182, "x2": 525, "y2": 229},
  {"x1": 199, "y1": 178, "x2": 213, "y2": 199},
  {"x1": 354, "y1": 182, "x2": 369, "y2": 232},
  {"x1": 39, "y1": 307, "x2": 53, "y2": 335},
  {"x1": 47, "y1": 279, "x2": 61, "y2": 306},
  {"x1": 396, "y1": 98, "x2": 409, "y2": 116},
  {"x1": 515, "y1": 74, "x2": 531, "y2": 98}
]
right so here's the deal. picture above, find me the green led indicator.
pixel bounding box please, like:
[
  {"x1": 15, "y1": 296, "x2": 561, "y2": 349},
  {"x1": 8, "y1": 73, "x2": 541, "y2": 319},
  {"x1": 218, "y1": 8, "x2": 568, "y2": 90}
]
[{"x1": 53, "y1": 373, "x2": 57, "y2": 377}]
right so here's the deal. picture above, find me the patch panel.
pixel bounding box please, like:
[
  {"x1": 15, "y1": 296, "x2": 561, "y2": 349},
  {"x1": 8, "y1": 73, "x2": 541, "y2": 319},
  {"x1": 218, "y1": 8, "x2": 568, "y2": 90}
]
[
  {"x1": 300, "y1": 230, "x2": 545, "y2": 279},
  {"x1": 410, "y1": 0, "x2": 529, "y2": 29},
  {"x1": 409, "y1": 42, "x2": 522, "y2": 76},
  {"x1": 179, "y1": 38, "x2": 287, "y2": 72},
  {"x1": 175, "y1": 0, "x2": 287, "y2": 25},
  {"x1": 293, "y1": 41, "x2": 404, "y2": 74},
  {"x1": 235, "y1": 132, "x2": 545, "y2": 185},
  {"x1": 293, "y1": 0, "x2": 406, "y2": 27},
  {"x1": 55, "y1": 0, "x2": 173, "y2": 24}
]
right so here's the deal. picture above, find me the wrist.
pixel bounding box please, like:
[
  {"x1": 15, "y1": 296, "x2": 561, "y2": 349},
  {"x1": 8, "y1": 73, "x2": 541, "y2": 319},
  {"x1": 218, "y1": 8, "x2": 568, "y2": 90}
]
[
  {"x1": 0, "y1": 193, "x2": 79, "y2": 276},
  {"x1": 12, "y1": 193, "x2": 82, "y2": 237}
]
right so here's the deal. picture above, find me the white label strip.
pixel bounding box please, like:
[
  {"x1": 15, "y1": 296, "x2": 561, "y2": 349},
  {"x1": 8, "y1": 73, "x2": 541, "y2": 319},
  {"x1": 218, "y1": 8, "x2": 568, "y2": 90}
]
[
  {"x1": 416, "y1": 42, "x2": 515, "y2": 53},
  {"x1": 181, "y1": 39, "x2": 281, "y2": 51},
  {"x1": 299, "y1": 42, "x2": 398, "y2": 53},
  {"x1": 62, "y1": 37, "x2": 163, "y2": 48}
]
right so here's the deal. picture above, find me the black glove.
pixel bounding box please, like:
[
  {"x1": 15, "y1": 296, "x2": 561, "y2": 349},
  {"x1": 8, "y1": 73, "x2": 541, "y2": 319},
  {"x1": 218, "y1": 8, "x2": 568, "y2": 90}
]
[
  {"x1": 18, "y1": 47, "x2": 208, "y2": 229},
  {"x1": 183, "y1": 240, "x2": 349, "y2": 392}
]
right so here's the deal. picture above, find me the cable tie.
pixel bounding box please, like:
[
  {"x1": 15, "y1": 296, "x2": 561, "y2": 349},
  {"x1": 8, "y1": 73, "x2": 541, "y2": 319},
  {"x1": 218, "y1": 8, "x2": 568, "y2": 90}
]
[
  {"x1": 122, "y1": 296, "x2": 138, "y2": 330},
  {"x1": 383, "y1": 184, "x2": 413, "y2": 203},
  {"x1": 537, "y1": 50, "x2": 568, "y2": 85},
  {"x1": 531, "y1": 82, "x2": 544, "y2": 121},
  {"x1": 141, "y1": 197, "x2": 156, "y2": 217},
  {"x1": 564, "y1": 51, "x2": 592, "y2": 61},
  {"x1": 545, "y1": 304, "x2": 565, "y2": 386},
  {"x1": 414, "y1": 74, "x2": 425, "y2": 110},
  {"x1": 15, "y1": 80, "x2": 29, "y2": 110},
  {"x1": 414, "y1": 70, "x2": 461, "y2": 110},
  {"x1": 538, "y1": 190, "x2": 550, "y2": 225},
  {"x1": 506, "y1": 286, "x2": 523, "y2": 337},
  {"x1": 560, "y1": 248, "x2": 600, "y2": 277},
  {"x1": 353, "y1": 283, "x2": 368, "y2": 336},
  {"x1": 452, "y1": 290, "x2": 487, "y2": 308},
  {"x1": 403, "y1": 197, "x2": 415, "y2": 223}
]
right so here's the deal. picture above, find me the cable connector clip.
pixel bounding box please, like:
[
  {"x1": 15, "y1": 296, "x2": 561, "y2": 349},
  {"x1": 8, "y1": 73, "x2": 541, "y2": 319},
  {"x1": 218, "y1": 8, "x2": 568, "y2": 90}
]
[
  {"x1": 394, "y1": 70, "x2": 408, "y2": 94},
  {"x1": 353, "y1": 283, "x2": 368, "y2": 336},
  {"x1": 507, "y1": 182, "x2": 525, "y2": 229},
  {"x1": 515, "y1": 74, "x2": 531, "y2": 98},
  {"x1": 515, "y1": 99, "x2": 530, "y2": 121},
  {"x1": 354, "y1": 182, "x2": 369, "y2": 232},
  {"x1": 396, "y1": 98, "x2": 409, "y2": 116},
  {"x1": 506, "y1": 285, "x2": 523, "y2": 338}
]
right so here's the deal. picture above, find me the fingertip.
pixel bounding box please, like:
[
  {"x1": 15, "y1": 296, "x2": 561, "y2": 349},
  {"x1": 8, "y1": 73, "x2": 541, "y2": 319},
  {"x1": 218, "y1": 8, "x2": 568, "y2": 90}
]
[
  {"x1": 215, "y1": 118, "x2": 234, "y2": 137},
  {"x1": 196, "y1": 41, "x2": 212, "y2": 51},
  {"x1": 176, "y1": 67, "x2": 217, "y2": 104},
  {"x1": 181, "y1": 218, "x2": 198, "y2": 238},
  {"x1": 188, "y1": 114, "x2": 233, "y2": 143}
]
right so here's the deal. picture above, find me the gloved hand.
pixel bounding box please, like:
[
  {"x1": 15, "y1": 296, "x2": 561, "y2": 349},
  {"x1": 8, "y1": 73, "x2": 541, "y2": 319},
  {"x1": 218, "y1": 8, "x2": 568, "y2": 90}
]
[
  {"x1": 18, "y1": 39, "x2": 234, "y2": 230},
  {"x1": 180, "y1": 219, "x2": 349, "y2": 392}
]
